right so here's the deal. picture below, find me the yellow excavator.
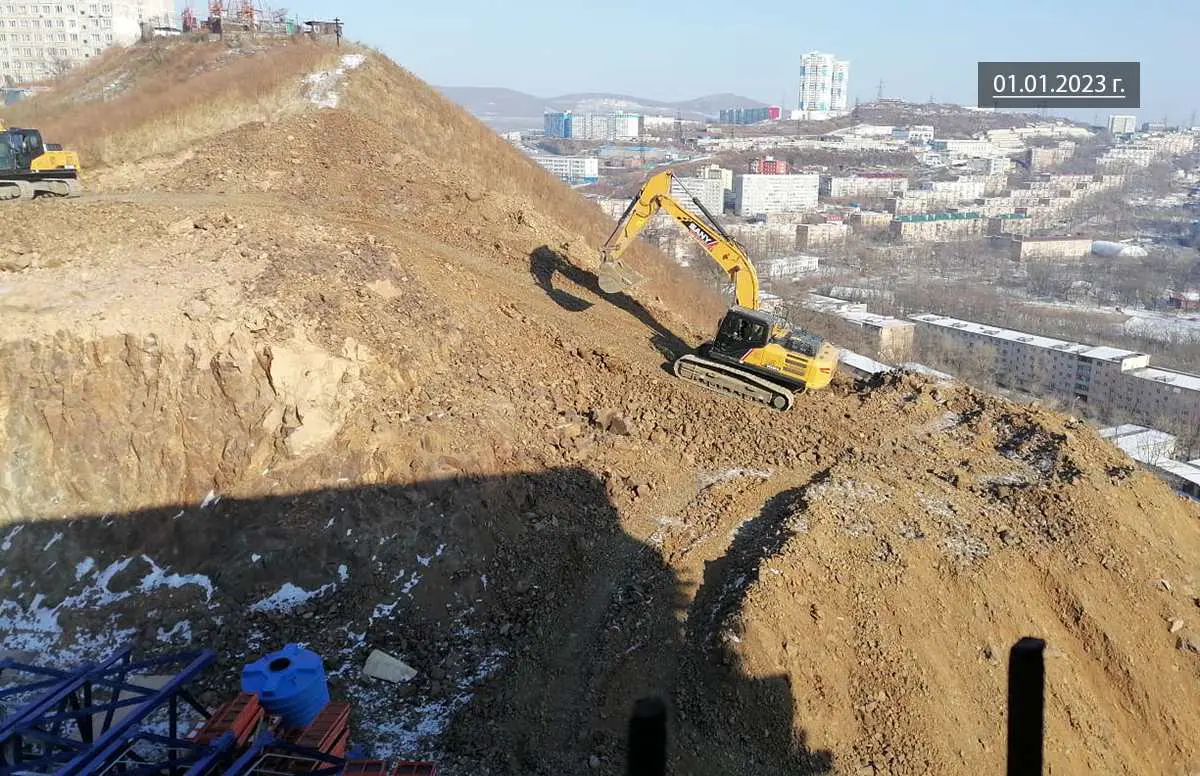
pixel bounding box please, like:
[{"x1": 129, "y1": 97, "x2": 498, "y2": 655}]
[
  {"x1": 0, "y1": 121, "x2": 82, "y2": 200},
  {"x1": 597, "y1": 169, "x2": 840, "y2": 411}
]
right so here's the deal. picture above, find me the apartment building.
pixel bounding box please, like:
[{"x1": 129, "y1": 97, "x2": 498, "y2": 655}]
[
  {"x1": 804, "y1": 294, "x2": 915, "y2": 362},
  {"x1": 891, "y1": 125, "x2": 934, "y2": 143},
  {"x1": 1104, "y1": 114, "x2": 1132, "y2": 134},
  {"x1": 544, "y1": 111, "x2": 643, "y2": 141},
  {"x1": 1025, "y1": 143, "x2": 1077, "y2": 172},
  {"x1": 0, "y1": 0, "x2": 174, "y2": 82},
  {"x1": 820, "y1": 172, "x2": 908, "y2": 198},
  {"x1": 884, "y1": 191, "x2": 935, "y2": 214},
  {"x1": 1142, "y1": 133, "x2": 1196, "y2": 155},
  {"x1": 733, "y1": 173, "x2": 819, "y2": 216},
  {"x1": 847, "y1": 210, "x2": 894, "y2": 231},
  {"x1": 918, "y1": 177, "x2": 988, "y2": 202},
  {"x1": 798, "y1": 50, "x2": 849, "y2": 115},
  {"x1": 543, "y1": 111, "x2": 572, "y2": 139},
  {"x1": 724, "y1": 222, "x2": 798, "y2": 257},
  {"x1": 530, "y1": 154, "x2": 599, "y2": 185},
  {"x1": 1098, "y1": 145, "x2": 1158, "y2": 170},
  {"x1": 888, "y1": 212, "x2": 984, "y2": 241},
  {"x1": 749, "y1": 156, "x2": 789, "y2": 175},
  {"x1": 698, "y1": 164, "x2": 733, "y2": 192},
  {"x1": 1011, "y1": 236, "x2": 1093, "y2": 261},
  {"x1": 909, "y1": 314, "x2": 1200, "y2": 437},
  {"x1": 759, "y1": 254, "x2": 819, "y2": 279},
  {"x1": 719, "y1": 107, "x2": 773, "y2": 124},
  {"x1": 670, "y1": 175, "x2": 724, "y2": 215},
  {"x1": 930, "y1": 139, "x2": 1005, "y2": 157},
  {"x1": 795, "y1": 221, "x2": 848, "y2": 251},
  {"x1": 986, "y1": 214, "x2": 1033, "y2": 236}
]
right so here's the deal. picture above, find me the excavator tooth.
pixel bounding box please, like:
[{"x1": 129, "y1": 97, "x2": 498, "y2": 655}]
[{"x1": 597, "y1": 261, "x2": 648, "y2": 294}]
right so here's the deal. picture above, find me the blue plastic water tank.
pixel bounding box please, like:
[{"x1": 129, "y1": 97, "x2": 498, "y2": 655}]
[{"x1": 240, "y1": 644, "x2": 330, "y2": 728}]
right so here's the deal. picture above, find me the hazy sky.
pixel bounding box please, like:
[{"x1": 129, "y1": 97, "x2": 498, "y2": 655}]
[{"x1": 270, "y1": 0, "x2": 1197, "y2": 122}]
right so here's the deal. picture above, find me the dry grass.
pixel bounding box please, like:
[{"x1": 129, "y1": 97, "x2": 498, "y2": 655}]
[
  {"x1": 5, "y1": 37, "x2": 339, "y2": 167},
  {"x1": 342, "y1": 51, "x2": 726, "y2": 330}
]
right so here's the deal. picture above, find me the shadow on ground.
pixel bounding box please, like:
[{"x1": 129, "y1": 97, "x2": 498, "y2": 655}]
[
  {"x1": 2, "y1": 467, "x2": 833, "y2": 775},
  {"x1": 529, "y1": 245, "x2": 693, "y2": 364}
]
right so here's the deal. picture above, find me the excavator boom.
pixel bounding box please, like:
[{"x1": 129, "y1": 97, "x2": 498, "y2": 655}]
[
  {"x1": 597, "y1": 170, "x2": 759, "y2": 309},
  {"x1": 594, "y1": 169, "x2": 841, "y2": 409}
]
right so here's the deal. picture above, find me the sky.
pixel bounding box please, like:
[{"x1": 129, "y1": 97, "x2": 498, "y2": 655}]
[{"x1": 266, "y1": 0, "x2": 1198, "y2": 123}]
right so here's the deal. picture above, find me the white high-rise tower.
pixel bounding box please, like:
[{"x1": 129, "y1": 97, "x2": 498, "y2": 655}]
[{"x1": 798, "y1": 51, "x2": 850, "y2": 116}]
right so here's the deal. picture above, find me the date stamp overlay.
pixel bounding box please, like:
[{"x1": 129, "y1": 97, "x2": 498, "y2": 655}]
[{"x1": 978, "y1": 62, "x2": 1140, "y2": 109}]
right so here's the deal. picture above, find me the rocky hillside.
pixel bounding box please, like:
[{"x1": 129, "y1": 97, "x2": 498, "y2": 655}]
[{"x1": 1, "y1": 36, "x2": 1198, "y2": 776}]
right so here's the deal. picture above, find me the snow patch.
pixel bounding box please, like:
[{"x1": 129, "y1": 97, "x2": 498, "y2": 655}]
[
  {"x1": 251, "y1": 553, "x2": 262, "y2": 563},
  {"x1": 75, "y1": 557, "x2": 95, "y2": 580},
  {"x1": 401, "y1": 572, "x2": 422, "y2": 596},
  {"x1": 304, "y1": 54, "x2": 368, "y2": 110},
  {"x1": 42, "y1": 532, "x2": 63, "y2": 552},
  {"x1": 157, "y1": 620, "x2": 193, "y2": 644},
  {"x1": 137, "y1": 556, "x2": 215, "y2": 603},
  {"x1": 200, "y1": 490, "x2": 220, "y2": 509},
  {"x1": 2, "y1": 524, "x2": 23, "y2": 551},
  {"x1": 250, "y1": 581, "x2": 337, "y2": 613},
  {"x1": 698, "y1": 469, "x2": 772, "y2": 489}
]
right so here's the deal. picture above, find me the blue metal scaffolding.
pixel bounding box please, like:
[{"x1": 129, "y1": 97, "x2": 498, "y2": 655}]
[
  {"x1": 0, "y1": 643, "x2": 435, "y2": 776},
  {"x1": 1, "y1": 643, "x2": 237, "y2": 776}
]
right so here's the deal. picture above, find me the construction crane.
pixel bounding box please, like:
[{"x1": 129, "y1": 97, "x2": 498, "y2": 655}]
[
  {"x1": 0, "y1": 121, "x2": 82, "y2": 200},
  {"x1": 597, "y1": 170, "x2": 840, "y2": 411}
]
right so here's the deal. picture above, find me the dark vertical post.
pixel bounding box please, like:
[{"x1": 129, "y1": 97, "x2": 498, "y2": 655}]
[
  {"x1": 334, "y1": 17, "x2": 342, "y2": 46},
  {"x1": 627, "y1": 697, "x2": 667, "y2": 776},
  {"x1": 1007, "y1": 637, "x2": 1046, "y2": 776}
]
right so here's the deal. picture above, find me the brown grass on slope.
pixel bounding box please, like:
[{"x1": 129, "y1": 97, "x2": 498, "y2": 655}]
[
  {"x1": 341, "y1": 52, "x2": 728, "y2": 330},
  {"x1": 5, "y1": 37, "x2": 338, "y2": 167}
]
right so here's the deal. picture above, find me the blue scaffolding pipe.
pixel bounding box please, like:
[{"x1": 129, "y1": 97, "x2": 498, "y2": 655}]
[
  {"x1": 0, "y1": 643, "x2": 219, "y2": 776},
  {"x1": 0, "y1": 644, "x2": 136, "y2": 739},
  {"x1": 58, "y1": 649, "x2": 214, "y2": 776},
  {"x1": 1, "y1": 643, "x2": 369, "y2": 776}
]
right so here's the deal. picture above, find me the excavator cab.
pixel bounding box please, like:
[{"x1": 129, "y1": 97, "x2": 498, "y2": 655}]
[{"x1": 712, "y1": 307, "x2": 771, "y2": 355}]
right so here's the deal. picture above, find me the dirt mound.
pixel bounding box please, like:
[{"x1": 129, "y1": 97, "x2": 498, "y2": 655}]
[{"x1": 2, "y1": 39, "x2": 1199, "y2": 776}]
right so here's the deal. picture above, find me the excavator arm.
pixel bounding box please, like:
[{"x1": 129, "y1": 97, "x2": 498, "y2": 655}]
[{"x1": 597, "y1": 170, "x2": 760, "y2": 310}]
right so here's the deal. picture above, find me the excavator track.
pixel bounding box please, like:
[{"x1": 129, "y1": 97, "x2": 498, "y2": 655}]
[
  {"x1": 0, "y1": 177, "x2": 82, "y2": 200},
  {"x1": 672, "y1": 353, "x2": 798, "y2": 411}
]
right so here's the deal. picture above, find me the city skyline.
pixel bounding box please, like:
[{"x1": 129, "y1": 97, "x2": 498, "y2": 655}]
[{"x1": 261, "y1": 0, "x2": 1198, "y2": 125}]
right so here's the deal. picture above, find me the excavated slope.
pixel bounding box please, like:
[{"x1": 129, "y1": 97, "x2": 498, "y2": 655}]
[{"x1": 1, "y1": 38, "x2": 1199, "y2": 776}]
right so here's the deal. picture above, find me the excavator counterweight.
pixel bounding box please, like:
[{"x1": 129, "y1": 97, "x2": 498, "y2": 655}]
[{"x1": 596, "y1": 170, "x2": 840, "y2": 409}]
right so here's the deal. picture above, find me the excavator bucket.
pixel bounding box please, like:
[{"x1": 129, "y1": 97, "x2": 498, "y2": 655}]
[{"x1": 597, "y1": 259, "x2": 648, "y2": 295}]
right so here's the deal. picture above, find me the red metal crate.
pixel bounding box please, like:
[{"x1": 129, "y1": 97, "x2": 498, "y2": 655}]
[
  {"x1": 391, "y1": 762, "x2": 438, "y2": 776},
  {"x1": 342, "y1": 761, "x2": 390, "y2": 776},
  {"x1": 189, "y1": 692, "x2": 264, "y2": 747}
]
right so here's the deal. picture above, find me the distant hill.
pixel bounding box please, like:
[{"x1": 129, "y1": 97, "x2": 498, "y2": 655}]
[{"x1": 436, "y1": 86, "x2": 766, "y2": 129}]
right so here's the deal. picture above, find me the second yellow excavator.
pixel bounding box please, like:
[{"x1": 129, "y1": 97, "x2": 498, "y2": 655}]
[
  {"x1": 597, "y1": 169, "x2": 840, "y2": 411},
  {"x1": 0, "y1": 121, "x2": 82, "y2": 200}
]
